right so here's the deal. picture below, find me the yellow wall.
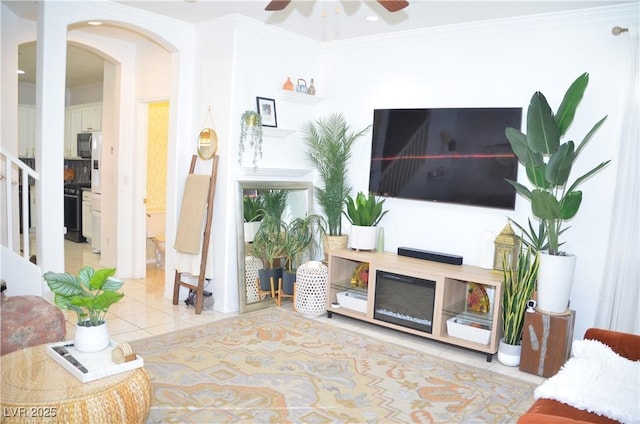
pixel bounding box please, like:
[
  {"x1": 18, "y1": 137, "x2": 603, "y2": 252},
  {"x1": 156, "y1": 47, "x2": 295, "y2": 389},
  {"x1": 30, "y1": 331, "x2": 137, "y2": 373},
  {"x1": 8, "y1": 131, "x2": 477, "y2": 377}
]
[{"x1": 146, "y1": 101, "x2": 169, "y2": 212}]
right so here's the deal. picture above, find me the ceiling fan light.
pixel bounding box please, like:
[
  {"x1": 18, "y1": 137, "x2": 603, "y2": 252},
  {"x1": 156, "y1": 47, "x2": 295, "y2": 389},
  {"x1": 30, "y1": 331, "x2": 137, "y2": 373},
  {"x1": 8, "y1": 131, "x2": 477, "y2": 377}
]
[{"x1": 366, "y1": 15, "x2": 379, "y2": 22}]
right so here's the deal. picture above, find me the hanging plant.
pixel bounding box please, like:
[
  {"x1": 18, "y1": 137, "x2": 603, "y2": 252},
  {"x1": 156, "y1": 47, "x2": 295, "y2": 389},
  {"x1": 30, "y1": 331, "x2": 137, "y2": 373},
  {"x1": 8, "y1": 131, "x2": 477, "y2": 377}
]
[{"x1": 239, "y1": 110, "x2": 263, "y2": 168}]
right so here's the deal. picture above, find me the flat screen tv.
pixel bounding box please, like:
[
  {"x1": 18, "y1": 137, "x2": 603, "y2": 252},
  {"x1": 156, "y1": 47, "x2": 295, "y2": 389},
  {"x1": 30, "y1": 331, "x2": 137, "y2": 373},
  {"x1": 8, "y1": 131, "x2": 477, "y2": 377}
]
[{"x1": 369, "y1": 108, "x2": 522, "y2": 209}]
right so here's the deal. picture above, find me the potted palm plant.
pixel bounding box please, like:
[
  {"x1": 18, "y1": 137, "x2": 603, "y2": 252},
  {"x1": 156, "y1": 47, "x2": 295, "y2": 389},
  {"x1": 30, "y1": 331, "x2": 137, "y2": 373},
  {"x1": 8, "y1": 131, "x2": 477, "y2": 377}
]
[
  {"x1": 243, "y1": 194, "x2": 264, "y2": 243},
  {"x1": 302, "y1": 113, "x2": 370, "y2": 257},
  {"x1": 498, "y1": 246, "x2": 539, "y2": 366},
  {"x1": 44, "y1": 266, "x2": 124, "y2": 353},
  {"x1": 251, "y1": 214, "x2": 287, "y2": 297},
  {"x1": 505, "y1": 72, "x2": 610, "y2": 314},
  {"x1": 260, "y1": 189, "x2": 288, "y2": 220},
  {"x1": 239, "y1": 110, "x2": 263, "y2": 168},
  {"x1": 281, "y1": 214, "x2": 326, "y2": 295},
  {"x1": 344, "y1": 191, "x2": 388, "y2": 250}
]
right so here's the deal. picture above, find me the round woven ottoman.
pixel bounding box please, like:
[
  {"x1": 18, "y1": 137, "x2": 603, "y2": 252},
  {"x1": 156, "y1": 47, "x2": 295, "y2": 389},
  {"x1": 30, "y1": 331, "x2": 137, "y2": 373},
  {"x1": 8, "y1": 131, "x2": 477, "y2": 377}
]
[
  {"x1": 0, "y1": 345, "x2": 151, "y2": 423},
  {"x1": 295, "y1": 261, "x2": 328, "y2": 317}
]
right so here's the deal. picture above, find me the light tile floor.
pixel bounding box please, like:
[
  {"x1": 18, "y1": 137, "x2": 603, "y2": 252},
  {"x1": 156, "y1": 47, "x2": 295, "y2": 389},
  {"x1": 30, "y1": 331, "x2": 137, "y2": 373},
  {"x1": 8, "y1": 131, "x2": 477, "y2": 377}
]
[{"x1": 64, "y1": 240, "x2": 545, "y2": 386}]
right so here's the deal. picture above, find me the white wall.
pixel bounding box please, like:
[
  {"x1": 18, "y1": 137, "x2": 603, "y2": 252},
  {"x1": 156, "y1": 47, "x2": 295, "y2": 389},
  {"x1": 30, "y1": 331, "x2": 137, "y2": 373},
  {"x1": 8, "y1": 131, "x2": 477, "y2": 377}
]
[
  {"x1": 193, "y1": 6, "x2": 633, "y2": 330},
  {"x1": 67, "y1": 82, "x2": 103, "y2": 105},
  {"x1": 319, "y1": 6, "x2": 634, "y2": 339},
  {"x1": 136, "y1": 38, "x2": 171, "y2": 100},
  {"x1": 18, "y1": 82, "x2": 36, "y2": 105},
  {"x1": 189, "y1": 16, "x2": 324, "y2": 313}
]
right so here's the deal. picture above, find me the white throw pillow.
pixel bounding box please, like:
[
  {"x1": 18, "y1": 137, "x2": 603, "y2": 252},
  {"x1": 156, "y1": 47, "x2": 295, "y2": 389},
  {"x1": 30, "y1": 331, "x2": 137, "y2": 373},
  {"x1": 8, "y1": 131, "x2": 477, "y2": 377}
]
[{"x1": 534, "y1": 339, "x2": 640, "y2": 424}]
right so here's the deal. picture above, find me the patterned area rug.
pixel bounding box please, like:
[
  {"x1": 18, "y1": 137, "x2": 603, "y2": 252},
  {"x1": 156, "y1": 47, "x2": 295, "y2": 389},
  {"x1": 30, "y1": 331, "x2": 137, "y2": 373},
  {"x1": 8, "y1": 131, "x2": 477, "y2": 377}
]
[{"x1": 130, "y1": 308, "x2": 535, "y2": 423}]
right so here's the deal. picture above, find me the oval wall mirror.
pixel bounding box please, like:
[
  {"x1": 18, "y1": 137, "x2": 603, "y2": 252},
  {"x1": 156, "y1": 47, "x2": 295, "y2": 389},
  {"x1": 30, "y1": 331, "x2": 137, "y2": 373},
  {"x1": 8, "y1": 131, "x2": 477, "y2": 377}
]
[{"x1": 197, "y1": 128, "x2": 218, "y2": 160}]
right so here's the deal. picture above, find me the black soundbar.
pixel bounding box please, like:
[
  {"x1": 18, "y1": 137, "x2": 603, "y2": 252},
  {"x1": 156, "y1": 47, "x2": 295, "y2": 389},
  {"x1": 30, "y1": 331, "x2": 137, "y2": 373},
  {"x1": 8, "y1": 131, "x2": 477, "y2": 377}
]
[{"x1": 397, "y1": 247, "x2": 463, "y2": 265}]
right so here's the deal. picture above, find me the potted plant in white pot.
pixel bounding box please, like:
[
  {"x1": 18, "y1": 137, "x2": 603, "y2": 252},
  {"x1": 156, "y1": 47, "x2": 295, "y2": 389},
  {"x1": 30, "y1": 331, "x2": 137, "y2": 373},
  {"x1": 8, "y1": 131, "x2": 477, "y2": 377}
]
[
  {"x1": 239, "y1": 110, "x2": 263, "y2": 168},
  {"x1": 302, "y1": 113, "x2": 370, "y2": 257},
  {"x1": 251, "y1": 213, "x2": 287, "y2": 297},
  {"x1": 344, "y1": 191, "x2": 388, "y2": 251},
  {"x1": 44, "y1": 266, "x2": 124, "y2": 353},
  {"x1": 498, "y1": 246, "x2": 539, "y2": 366},
  {"x1": 260, "y1": 189, "x2": 288, "y2": 221},
  {"x1": 243, "y1": 194, "x2": 263, "y2": 243},
  {"x1": 505, "y1": 72, "x2": 610, "y2": 314},
  {"x1": 281, "y1": 214, "x2": 326, "y2": 296}
]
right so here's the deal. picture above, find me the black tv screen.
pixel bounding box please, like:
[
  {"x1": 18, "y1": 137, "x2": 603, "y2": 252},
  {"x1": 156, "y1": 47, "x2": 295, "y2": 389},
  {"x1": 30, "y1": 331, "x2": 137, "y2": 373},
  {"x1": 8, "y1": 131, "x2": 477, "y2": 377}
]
[{"x1": 369, "y1": 108, "x2": 522, "y2": 209}]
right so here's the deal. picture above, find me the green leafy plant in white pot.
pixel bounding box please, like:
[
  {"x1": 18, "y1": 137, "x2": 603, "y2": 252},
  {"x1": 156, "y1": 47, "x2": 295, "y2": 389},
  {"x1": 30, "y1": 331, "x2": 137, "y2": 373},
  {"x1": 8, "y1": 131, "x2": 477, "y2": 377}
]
[
  {"x1": 498, "y1": 247, "x2": 539, "y2": 366},
  {"x1": 243, "y1": 194, "x2": 264, "y2": 243},
  {"x1": 44, "y1": 266, "x2": 124, "y2": 352},
  {"x1": 239, "y1": 110, "x2": 263, "y2": 169},
  {"x1": 251, "y1": 213, "x2": 287, "y2": 296},
  {"x1": 281, "y1": 214, "x2": 326, "y2": 296},
  {"x1": 505, "y1": 72, "x2": 610, "y2": 314},
  {"x1": 344, "y1": 191, "x2": 388, "y2": 251},
  {"x1": 302, "y1": 113, "x2": 370, "y2": 257}
]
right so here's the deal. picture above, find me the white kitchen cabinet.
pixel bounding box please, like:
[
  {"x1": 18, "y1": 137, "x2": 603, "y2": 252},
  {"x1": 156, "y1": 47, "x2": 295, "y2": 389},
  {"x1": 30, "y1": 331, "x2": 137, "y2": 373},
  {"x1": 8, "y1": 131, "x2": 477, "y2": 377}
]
[
  {"x1": 64, "y1": 109, "x2": 71, "y2": 156},
  {"x1": 66, "y1": 108, "x2": 83, "y2": 157},
  {"x1": 81, "y1": 104, "x2": 102, "y2": 132},
  {"x1": 18, "y1": 104, "x2": 36, "y2": 157},
  {"x1": 64, "y1": 103, "x2": 102, "y2": 158},
  {"x1": 82, "y1": 189, "x2": 92, "y2": 240}
]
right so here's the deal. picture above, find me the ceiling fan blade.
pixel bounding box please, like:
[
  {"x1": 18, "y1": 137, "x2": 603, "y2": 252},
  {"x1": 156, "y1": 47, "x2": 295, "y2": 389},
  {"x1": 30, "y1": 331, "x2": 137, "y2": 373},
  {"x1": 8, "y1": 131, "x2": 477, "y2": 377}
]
[
  {"x1": 265, "y1": 0, "x2": 291, "y2": 11},
  {"x1": 377, "y1": 0, "x2": 409, "y2": 13}
]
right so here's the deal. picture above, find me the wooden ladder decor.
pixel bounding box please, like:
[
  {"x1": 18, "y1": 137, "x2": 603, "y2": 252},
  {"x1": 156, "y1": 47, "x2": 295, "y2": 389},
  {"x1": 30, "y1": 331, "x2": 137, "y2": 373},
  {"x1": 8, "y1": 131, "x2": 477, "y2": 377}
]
[{"x1": 172, "y1": 154, "x2": 219, "y2": 314}]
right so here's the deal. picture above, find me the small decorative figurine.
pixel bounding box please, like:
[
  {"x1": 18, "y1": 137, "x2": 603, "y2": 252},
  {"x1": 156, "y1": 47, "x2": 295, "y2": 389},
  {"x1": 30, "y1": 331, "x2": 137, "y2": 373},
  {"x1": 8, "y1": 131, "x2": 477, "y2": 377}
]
[
  {"x1": 283, "y1": 77, "x2": 294, "y2": 91},
  {"x1": 307, "y1": 78, "x2": 316, "y2": 96}
]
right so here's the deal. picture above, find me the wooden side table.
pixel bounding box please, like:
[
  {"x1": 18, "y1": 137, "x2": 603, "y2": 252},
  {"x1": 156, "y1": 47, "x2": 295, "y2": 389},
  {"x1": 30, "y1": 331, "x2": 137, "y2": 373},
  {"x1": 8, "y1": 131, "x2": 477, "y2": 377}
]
[
  {"x1": 1, "y1": 345, "x2": 151, "y2": 423},
  {"x1": 519, "y1": 309, "x2": 576, "y2": 378}
]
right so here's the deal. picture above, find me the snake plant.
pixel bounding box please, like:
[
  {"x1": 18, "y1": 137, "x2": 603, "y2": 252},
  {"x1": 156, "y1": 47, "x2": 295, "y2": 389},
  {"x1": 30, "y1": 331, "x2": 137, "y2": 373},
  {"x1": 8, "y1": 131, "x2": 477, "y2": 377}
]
[{"x1": 501, "y1": 247, "x2": 539, "y2": 345}]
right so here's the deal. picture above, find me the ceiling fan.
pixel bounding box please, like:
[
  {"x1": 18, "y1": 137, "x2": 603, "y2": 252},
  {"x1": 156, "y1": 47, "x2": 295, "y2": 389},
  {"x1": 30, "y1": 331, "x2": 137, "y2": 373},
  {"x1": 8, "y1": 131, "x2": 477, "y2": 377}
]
[{"x1": 265, "y1": 1, "x2": 409, "y2": 13}]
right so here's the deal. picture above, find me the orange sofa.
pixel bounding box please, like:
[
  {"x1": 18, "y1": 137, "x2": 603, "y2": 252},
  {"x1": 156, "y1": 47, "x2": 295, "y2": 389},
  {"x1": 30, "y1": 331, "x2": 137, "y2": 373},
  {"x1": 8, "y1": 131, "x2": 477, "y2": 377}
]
[{"x1": 518, "y1": 328, "x2": 640, "y2": 424}]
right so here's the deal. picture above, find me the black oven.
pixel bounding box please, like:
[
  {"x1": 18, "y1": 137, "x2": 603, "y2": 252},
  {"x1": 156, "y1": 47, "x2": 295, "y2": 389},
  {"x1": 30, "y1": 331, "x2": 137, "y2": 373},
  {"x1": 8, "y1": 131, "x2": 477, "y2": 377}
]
[{"x1": 64, "y1": 183, "x2": 90, "y2": 242}]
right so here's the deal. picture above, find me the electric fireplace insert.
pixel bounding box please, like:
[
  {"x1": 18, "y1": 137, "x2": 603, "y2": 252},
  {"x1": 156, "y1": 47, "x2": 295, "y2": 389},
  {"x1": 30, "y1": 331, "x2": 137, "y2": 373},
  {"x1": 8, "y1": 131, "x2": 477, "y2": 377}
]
[{"x1": 374, "y1": 270, "x2": 436, "y2": 333}]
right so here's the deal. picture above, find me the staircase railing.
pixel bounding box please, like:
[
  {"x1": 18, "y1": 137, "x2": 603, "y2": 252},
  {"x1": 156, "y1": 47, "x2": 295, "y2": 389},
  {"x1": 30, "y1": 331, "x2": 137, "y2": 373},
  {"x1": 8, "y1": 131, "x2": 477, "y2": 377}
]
[{"x1": 1, "y1": 148, "x2": 39, "y2": 260}]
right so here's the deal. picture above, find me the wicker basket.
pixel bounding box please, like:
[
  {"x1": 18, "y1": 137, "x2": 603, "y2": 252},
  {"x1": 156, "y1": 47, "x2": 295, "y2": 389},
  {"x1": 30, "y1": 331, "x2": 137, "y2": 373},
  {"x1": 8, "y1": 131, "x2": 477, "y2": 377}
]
[
  {"x1": 1, "y1": 345, "x2": 151, "y2": 423},
  {"x1": 323, "y1": 234, "x2": 348, "y2": 260}
]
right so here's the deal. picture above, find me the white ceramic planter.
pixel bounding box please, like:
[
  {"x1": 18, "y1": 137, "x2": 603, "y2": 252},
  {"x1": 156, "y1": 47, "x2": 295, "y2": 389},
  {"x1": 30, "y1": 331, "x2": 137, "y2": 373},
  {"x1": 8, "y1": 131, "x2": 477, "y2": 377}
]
[
  {"x1": 497, "y1": 339, "x2": 522, "y2": 367},
  {"x1": 74, "y1": 321, "x2": 110, "y2": 353},
  {"x1": 349, "y1": 225, "x2": 378, "y2": 250},
  {"x1": 537, "y1": 253, "x2": 577, "y2": 314},
  {"x1": 244, "y1": 221, "x2": 261, "y2": 243}
]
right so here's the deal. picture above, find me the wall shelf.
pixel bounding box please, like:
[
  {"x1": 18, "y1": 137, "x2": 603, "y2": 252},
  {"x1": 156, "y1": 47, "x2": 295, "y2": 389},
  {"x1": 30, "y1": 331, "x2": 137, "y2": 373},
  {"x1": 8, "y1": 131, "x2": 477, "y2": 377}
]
[
  {"x1": 263, "y1": 127, "x2": 294, "y2": 138},
  {"x1": 280, "y1": 91, "x2": 323, "y2": 105}
]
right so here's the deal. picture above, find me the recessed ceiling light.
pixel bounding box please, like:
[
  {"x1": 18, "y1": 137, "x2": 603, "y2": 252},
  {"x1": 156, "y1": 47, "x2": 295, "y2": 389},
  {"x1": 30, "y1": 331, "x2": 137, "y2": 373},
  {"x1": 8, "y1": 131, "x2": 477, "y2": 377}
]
[
  {"x1": 366, "y1": 15, "x2": 379, "y2": 22},
  {"x1": 17, "y1": 70, "x2": 25, "y2": 75},
  {"x1": 87, "y1": 21, "x2": 102, "y2": 26}
]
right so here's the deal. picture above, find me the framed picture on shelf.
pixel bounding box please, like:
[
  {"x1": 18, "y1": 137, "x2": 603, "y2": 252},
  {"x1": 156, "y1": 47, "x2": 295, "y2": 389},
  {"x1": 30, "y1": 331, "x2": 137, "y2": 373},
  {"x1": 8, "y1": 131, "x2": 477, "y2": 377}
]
[{"x1": 256, "y1": 97, "x2": 277, "y2": 127}]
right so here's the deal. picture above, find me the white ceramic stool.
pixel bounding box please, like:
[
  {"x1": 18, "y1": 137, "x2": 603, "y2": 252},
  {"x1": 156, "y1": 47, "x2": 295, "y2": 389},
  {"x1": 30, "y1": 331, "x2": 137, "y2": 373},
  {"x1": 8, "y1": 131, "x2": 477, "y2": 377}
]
[{"x1": 295, "y1": 261, "x2": 328, "y2": 317}]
